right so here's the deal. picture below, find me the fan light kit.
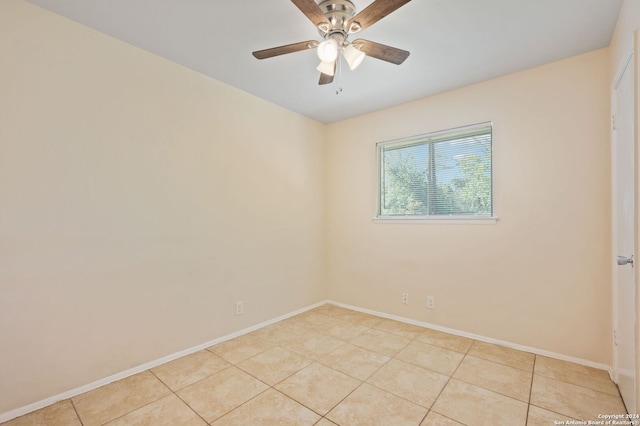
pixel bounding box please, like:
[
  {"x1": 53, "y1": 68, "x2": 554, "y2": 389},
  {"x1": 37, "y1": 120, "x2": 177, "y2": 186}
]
[
  {"x1": 252, "y1": 0, "x2": 412, "y2": 85},
  {"x1": 317, "y1": 39, "x2": 339, "y2": 62}
]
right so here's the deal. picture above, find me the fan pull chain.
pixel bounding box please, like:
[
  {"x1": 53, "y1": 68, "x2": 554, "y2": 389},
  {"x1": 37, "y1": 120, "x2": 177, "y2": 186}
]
[{"x1": 336, "y1": 56, "x2": 343, "y2": 95}]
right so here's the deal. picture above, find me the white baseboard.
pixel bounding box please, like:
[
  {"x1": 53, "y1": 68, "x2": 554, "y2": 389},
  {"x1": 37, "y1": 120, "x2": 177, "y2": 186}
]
[
  {"x1": 2, "y1": 299, "x2": 614, "y2": 423},
  {"x1": 327, "y1": 300, "x2": 612, "y2": 373},
  {"x1": 0, "y1": 301, "x2": 325, "y2": 424}
]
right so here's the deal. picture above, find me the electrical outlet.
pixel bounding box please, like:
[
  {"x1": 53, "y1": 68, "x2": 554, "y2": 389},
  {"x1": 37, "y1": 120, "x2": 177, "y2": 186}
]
[
  {"x1": 427, "y1": 296, "x2": 436, "y2": 309},
  {"x1": 402, "y1": 293, "x2": 409, "y2": 305},
  {"x1": 235, "y1": 301, "x2": 244, "y2": 315}
]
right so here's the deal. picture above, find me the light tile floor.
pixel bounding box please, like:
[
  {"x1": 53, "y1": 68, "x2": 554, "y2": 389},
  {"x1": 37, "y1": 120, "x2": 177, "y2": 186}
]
[{"x1": 2, "y1": 304, "x2": 627, "y2": 425}]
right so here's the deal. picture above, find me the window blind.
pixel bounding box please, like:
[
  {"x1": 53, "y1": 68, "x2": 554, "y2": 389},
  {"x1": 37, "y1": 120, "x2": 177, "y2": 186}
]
[{"x1": 378, "y1": 123, "x2": 492, "y2": 217}]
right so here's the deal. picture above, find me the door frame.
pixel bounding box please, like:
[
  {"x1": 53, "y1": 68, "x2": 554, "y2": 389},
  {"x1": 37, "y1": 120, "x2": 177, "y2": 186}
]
[
  {"x1": 611, "y1": 34, "x2": 639, "y2": 413},
  {"x1": 635, "y1": 30, "x2": 640, "y2": 415}
]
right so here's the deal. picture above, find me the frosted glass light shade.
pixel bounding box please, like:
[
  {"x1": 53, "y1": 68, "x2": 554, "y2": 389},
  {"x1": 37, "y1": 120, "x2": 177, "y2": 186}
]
[
  {"x1": 317, "y1": 39, "x2": 339, "y2": 62},
  {"x1": 316, "y1": 60, "x2": 335, "y2": 76},
  {"x1": 343, "y1": 44, "x2": 365, "y2": 70}
]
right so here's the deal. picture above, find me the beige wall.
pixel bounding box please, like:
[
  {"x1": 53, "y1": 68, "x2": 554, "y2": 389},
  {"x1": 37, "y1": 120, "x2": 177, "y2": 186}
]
[
  {"x1": 325, "y1": 48, "x2": 612, "y2": 364},
  {"x1": 0, "y1": 0, "x2": 326, "y2": 414}
]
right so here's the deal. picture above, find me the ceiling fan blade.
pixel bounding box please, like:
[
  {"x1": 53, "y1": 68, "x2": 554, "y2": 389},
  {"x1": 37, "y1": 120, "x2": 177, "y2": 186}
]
[
  {"x1": 252, "y1": 40, "x2": 318, "y2": 59},
  {"x1": 348, "y1": 0, "x2": 412, "y2": 32},
  {"x1": 353, "y1": 39, "x2": 410, "y2": 64},
  {"x1": 291, "y1": 0, "x2": 331, "y2": 29},
  {"x1": 319, "y1": 73, "x2": 334, "y2": 85},
  {"x1": 319, "y1": 61, "x2": 336, "y2": 85}
]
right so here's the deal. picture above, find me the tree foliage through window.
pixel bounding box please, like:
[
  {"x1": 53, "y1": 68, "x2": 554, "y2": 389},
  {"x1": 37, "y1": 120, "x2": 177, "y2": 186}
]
[{"x1": 379, "y1": 124, "x2": 492, "y2": 216}]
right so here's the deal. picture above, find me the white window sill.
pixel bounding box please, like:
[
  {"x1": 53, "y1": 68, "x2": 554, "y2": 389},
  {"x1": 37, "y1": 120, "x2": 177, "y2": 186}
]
[{"x1": 372, "y1": 216, "x2": 499, "y2": 225}]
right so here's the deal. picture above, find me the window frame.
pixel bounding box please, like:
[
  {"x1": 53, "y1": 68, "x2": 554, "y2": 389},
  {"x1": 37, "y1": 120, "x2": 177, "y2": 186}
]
[{"x1": 375, "y1": 122, "x2": 497, "y2": 224}]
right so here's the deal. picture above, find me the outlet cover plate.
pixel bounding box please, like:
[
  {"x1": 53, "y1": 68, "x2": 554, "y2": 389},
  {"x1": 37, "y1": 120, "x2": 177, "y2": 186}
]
[{"x1": 427, "y1": 296, "x2": 436, "y2": 309}]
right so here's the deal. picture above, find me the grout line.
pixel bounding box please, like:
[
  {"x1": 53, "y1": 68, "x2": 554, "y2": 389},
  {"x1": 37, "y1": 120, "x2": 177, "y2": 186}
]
[
  {"x1": 276, "y1": 310, "x2": 395, "y2": 422},
  {"x1": 361, "y1": 323, "x2": 457, "y2": 423},
  {"x1": 534, "y1": 371, "x2": 627, "y2": 398},
  {"x1": 5, "y1": 305, "x2": 624, "y2": 426},
  {"x1": 171, "y1": 386, "x2": 210, "y2": 425},
  {"x1": 527, "y1": 402, "x2": 581, "y2": 422},
  {"x1": 440, "y1": 374, "x2": 532, "y2": 406},
  {"x1": 328, "y1": 301, "x2": 612, "y2": 371},
  {"x1": 524, "y1": 354, "x2": 536, "y2": 425},
  {"x1": 69, "y1": 399, "x2": 84, "y2": 426},
  {"x1": 426, "y1": 348, "x2": 463, "y2": 422},
  {"x1": 200, "y1": 312, "x2": 620, "y2": 424},
  {"x1": 418, "y1": 410, "x2": 429, "y2": 425},
  {"x1": 321, "y1": 380, "x2": 366, "y2": 421},
  {"x1": 147, "y1": 369, "x2": 172, "y2": 392},
  {"x1": 449, "y1": 353, "x2": 536, "y2": 404},
  {"x1": 208, "y1": 386, "x2": 272, "y2": 424},
  {"x1": 210, "y1": 310, "x2": 619, "y2": 424},
  {"x1": 1, "y1": 303, "x2": 329, "y2": 425}
]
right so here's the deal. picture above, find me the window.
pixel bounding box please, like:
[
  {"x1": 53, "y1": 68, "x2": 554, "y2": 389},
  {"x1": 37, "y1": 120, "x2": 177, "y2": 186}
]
[{"x1": 377, "y1": 122, "x2": 492, "y2": 218}]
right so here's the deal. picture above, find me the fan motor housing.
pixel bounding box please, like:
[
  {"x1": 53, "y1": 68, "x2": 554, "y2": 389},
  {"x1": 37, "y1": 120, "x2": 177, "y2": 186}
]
[{"x1": 318, "y1": 0, "x2": 356, "y2": 35}]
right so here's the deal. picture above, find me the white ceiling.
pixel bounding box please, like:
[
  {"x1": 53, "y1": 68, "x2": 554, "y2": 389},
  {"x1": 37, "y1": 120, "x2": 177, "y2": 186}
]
[{"x1": 27, "y1": 0, "x2": 623, "y2": 123}]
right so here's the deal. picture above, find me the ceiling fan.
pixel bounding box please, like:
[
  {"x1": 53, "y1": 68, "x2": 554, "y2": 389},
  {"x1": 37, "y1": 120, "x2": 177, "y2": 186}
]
[{"x1": 252, "y1": 0, "x2": 412, "y2": 85}]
